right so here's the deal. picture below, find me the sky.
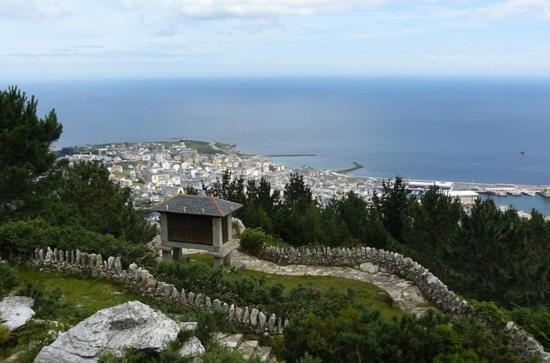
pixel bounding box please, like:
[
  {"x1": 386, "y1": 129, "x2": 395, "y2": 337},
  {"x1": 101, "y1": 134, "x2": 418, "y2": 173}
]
[{"x1": 1, "y1": 0, "x2": 549, "y2": 80}]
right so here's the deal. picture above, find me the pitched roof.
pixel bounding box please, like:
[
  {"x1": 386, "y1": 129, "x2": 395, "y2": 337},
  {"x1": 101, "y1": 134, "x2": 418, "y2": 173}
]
[{"x1": 151, "y1": 194, "x2": 242, "y2": 217}]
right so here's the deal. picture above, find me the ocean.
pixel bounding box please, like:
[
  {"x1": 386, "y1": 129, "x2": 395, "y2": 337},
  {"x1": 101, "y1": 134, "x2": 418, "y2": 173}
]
[{"x1": 11, "y1": 78, "x2": 550, "y2": 213}]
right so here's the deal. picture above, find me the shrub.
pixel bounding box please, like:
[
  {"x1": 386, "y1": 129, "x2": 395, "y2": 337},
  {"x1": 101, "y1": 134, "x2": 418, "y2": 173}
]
[
  {"x1": 0, "y1": 324, "x2": 9, "y2": 346},
  {"x1": 240, "y1": 228, "x2": 282, "y2": 255},
  {"x1": 0, "y1": 262, "x2": 17, "y2": 297},
  {"x1": 0, "y1": 219, "x2": 155, "y2": 267},
  {"x1": 196, "y1": 310, "x2": 226, "y2": 345}
]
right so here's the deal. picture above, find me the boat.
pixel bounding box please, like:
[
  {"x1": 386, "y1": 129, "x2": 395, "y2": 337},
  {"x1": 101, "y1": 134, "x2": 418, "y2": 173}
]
[{"x1": 539, "y1": 189, "x2": 550, "y2": 198}]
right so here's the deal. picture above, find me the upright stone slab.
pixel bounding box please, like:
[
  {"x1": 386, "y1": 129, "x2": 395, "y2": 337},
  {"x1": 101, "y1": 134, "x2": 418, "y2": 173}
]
[
  {"x1": 267, "y1": 314, "x2": 276, "y2": 333},
  {"x1": 187, "y1": 292, "x2": 195, "y2": 306},
  {"x1": 243, "y1": 307, "x2": 250, "y2": 325},
  {"x1": 107, "y1": 256, "x2": 115, "y2": 270},
  {"x1": 250, "y1": 308, "x2": 259, "y2": 327},
  {"x1": 258, "y1": 312, "x2": 267, "y2": 331},
  {"x1": 179, "y1": 289, "x2": 187, "y2": 305},
  {"x1": 114, "y1": 257, "x2": 122, "y2": 274},
  {"x1": 228, "y1": 304, "x2": 235, "y2": 321}
]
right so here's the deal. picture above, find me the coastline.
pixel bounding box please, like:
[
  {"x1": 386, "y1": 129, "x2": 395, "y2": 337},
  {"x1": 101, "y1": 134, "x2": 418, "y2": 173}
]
[{"x1": 56, "y1": 139, "x2": 550, "y2": 216}]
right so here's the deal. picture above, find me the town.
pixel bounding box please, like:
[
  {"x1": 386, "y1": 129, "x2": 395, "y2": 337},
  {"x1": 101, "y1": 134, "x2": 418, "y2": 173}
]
[{"x1": 57, "y1": 139, "x2": 550, "y2": 214}]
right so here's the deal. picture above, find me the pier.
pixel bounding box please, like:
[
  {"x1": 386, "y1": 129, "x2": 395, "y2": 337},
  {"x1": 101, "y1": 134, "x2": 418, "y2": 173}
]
[{"x1": 336, "y1": 162, "x2": 364, "y2": 174}]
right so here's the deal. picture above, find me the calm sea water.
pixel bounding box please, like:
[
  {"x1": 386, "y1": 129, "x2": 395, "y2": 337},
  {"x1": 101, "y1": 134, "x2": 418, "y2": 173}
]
[{"x1": 11, "y1": 78, "x2": 550, "y2": 213}]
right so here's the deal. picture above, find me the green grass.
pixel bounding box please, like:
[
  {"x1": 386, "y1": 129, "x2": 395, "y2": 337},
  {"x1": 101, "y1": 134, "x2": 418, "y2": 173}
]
[
  {"x1": 185, "y1": 252, "x2": 401, "y2": 319},
  {"x1": 2, "y1": 266, "x2": 203, "y2": 362},
  {"x1": 239, "y1": 270, "x2": 401, "y2": 319},
  {"x1": 15, "y1": 266, "x2": 141, "y2": 318}
]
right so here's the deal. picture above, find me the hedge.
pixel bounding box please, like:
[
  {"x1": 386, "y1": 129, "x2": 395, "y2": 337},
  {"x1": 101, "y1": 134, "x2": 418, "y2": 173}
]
[{"x1": 0, "y1": 219, "x2": 154, "y2": 267}]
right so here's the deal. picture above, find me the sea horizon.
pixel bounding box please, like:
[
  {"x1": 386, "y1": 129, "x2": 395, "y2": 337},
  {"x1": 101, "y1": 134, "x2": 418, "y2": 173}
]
[{"x1": 9, "y1": 77, "x2": 550, "y2": 187}]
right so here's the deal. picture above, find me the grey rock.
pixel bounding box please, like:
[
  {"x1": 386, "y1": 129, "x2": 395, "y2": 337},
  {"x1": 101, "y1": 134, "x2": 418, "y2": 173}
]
[
  {"x1": 179, "y1": 336, "x2": 205, "y2": 358},
  {"x1": 114, "y1": 257, "x2": 122, "y2": 274},
  {"x1": 107, "y1": 256, "x2": 115, "y2": 270},
  {"x1": 258, "y1": 311, "x2": 267, "y2": 330},
  {"x1": 180, "y1": 322, "x2": 198, "y2": 332},
  {"x1": 359, "y1": 262, "x2": 379, "y2": 274},
  {"x1": 45, "y1": 247, "x2": 54, "y2": 262},
  {"x1": 179, "y1": 289, "x2": 187, "y2": 305},
  {"x1": 187, "y1": 292, "x2": 195, "y2": 305},
  {"x1": 0, "y1": 296, "x2": 35, "y2": 331},
  {"x1": 267, "y1": 314, "x2": 276, "y2": 332},
  {"x1": 250, "y1": 308, "x2": 259, "y2": 327},
  {"x1": 228, "y1": 304, "x2": 235, "y2": 321},
  {"x1": 35, "y1": 301, "x2": 180, "y2": 363},
  {"x1": 243, "y1": 307, "x2": 250, "y2": 325}
]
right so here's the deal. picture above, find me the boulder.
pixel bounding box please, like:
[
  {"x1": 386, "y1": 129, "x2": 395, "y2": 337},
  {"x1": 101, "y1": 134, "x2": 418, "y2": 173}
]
[
  {"x1": 179, "y1": 336, "x2": 205, "y2": 358},
  {"x1": 34, "y1": 301, "x2": 180, "y2": 363},
  {"x1": 0, "y1": 296, "x2": 35, "y2": 331}
]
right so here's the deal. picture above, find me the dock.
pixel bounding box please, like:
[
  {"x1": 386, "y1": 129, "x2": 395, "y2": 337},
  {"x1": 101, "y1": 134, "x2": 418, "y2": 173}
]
[{"x1": 336, "y1": 162, "x2": 364, "y2": 174}]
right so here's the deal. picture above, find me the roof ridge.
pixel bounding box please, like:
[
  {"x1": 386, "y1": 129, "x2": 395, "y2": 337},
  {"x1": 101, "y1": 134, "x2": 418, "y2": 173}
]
[{"x1": 209, "y1": 196, "x2": 225, "y2": 216}]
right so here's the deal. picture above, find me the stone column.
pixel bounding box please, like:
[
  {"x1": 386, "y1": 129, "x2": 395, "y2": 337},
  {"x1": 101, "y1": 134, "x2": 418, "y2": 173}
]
[
  {"x1": 227, "y1": 214, "x2": 233, "y2": 241},
  {"x1": 212, "y1": 217, "x2": 223, "y2": 253}
]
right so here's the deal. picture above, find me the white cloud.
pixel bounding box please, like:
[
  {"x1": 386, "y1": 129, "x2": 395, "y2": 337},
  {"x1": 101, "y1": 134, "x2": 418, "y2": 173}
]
[
  {"x1": 476, "y1": 0, "x2": 550, "y2": 19},
  {"x1": 0, "y1": 0, "x2": 71, "y2": 18},
  {"x1": 122, "y1": 0, "x2": 386, "y2": 19}
]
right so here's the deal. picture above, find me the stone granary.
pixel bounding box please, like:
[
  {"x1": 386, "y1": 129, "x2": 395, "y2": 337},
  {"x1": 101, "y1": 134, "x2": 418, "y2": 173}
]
[{"x1": 152, "y1": 194, "x2": 242, "y2": 263}]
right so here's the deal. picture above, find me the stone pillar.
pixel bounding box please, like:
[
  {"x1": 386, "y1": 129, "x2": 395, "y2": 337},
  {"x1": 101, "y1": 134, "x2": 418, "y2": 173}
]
[
  {"x1": 227, "y1": 214, "x2": 233, "y2": 241},
  {"x1": 160, "y1": 213, "x2": 168, "y2": 244},
  {"x1": 212, "y1": 217, "x2": 223, "y2": 253}
]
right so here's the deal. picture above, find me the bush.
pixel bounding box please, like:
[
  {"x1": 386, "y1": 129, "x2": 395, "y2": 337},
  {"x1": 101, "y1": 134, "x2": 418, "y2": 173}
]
[
  {"x1": 0, "y1": 219, "x2": 155, "y2": 267},
  {"x1": 0, "y1": 262, "x2": 17, "y2": 297},
  {"x1": 0, "y1": 324, "x2": 9, "y2": 346},
  {"x1": 196, "y1": 310, "x2": 226, "y2": 345},
  {"x1": 240, "y1": 228, "x2": 282, "y2": 255}
]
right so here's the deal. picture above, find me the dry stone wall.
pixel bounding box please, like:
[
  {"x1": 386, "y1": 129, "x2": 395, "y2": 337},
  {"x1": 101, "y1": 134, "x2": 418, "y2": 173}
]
[
  {"x1": 258, "y1": 245, "x2": 550, "y2": 363},
  {"x1": 31, "y1": 247, "x2": 287, "y2": 335},
  {"x1": 259, "y1": 245, "x2": 467, "y2": 314}
]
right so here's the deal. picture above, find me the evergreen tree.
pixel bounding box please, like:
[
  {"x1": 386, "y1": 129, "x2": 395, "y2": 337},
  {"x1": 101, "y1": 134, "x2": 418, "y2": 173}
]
[
  {"x1": 0, "y1": 87, "x2": 62, "y2": 216},
  {"x1": 372, "y1": 177, "x2": 411, "y2": 242},
  {"x1": 26, "y1": 160, "x2": 157, "y2": 244}
]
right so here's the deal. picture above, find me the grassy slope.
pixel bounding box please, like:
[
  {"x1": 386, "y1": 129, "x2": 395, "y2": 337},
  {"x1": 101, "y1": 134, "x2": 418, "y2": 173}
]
[
  {"x1": 187, "y1": 253, "x2": 402, "y2": 320},
  {"x1": 16, "y1": 266, "x2": 142, "y2": 317},
  {"x1": 3, "y1": 256, "x2": 402, "y2": 362}
]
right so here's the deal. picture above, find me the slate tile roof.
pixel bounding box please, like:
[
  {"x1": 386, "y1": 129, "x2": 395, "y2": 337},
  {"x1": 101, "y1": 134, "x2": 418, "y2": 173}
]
[{"x1": 152, "y1": 194, "x2": 242, "y2": 217}]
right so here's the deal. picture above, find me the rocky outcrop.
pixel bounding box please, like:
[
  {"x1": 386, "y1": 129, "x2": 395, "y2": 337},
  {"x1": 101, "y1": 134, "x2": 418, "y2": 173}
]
[
  {"x1": 0, "y1": 296, "x2": 35, "y2": 331},
  {"x1": 34, "y1": 301, "x2": 181, "y2": 363}
]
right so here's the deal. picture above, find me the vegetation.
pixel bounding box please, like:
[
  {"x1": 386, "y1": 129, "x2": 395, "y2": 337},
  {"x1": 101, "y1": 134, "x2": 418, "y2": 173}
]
[
  {"x1": 283, "y1": 303, "x2": 527, "y2": 363},
  {"x1": 1, "y1": 86, "x2": 548, "y2": 361},
  {"x1": 211, "y1": 173, "x2": 549, "y2": 307},
  {"x1": 0, "y1": 219, "x2": 155, "y2": 266},
  {"x1": 154, "y1": 257, "x2": 398, "y2": 319},
  {"x1": 20, "y1": 160, "x2": 157, "y2": 244},
  {"x1": 0, "y1": 262, "x2": 18, "y2": 298},
  {"x1": 0, "y1": 87, "x2": 62, "y2": 218}
]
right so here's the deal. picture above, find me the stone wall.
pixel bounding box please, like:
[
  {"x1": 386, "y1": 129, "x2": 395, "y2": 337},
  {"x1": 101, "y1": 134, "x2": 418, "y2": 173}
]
[
  {"x1": 31, "y1": 247, "x2": 287, "y2": 335},
  {"x1": 258, "y1": 245, "x2": 550, "y2": 362}
]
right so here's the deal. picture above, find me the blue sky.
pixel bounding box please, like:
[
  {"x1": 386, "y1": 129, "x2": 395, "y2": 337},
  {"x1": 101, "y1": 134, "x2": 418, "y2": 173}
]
[{"x1": 1, "y1": 0, "x2": 549, "y2": 80}]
